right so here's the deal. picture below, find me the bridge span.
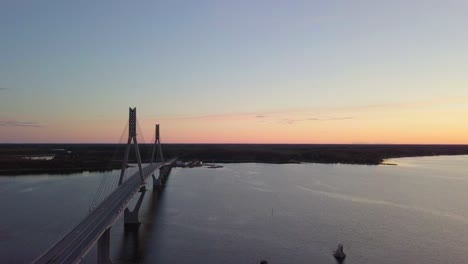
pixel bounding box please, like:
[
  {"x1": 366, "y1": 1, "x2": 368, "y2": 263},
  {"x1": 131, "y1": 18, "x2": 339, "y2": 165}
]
[{"x1": 35, "y1": 108, "x2": 176, "y2": 263}]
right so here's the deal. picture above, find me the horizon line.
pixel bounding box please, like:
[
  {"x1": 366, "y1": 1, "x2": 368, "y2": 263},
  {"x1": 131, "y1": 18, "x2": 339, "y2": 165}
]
[{"x1": 2, "y1": 142, "x2": 468, "y2": 146}]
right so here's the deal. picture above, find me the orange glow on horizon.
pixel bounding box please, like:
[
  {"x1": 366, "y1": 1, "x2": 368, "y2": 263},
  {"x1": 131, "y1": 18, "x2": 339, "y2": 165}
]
[{"x1": 2, "y1": 102, "x2": 468, "y2": 144}]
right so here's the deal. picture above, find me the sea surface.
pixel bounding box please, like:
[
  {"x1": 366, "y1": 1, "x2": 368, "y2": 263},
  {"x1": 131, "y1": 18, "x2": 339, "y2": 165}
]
[{"x1": 1, "y1": 156, "x2": 468, "y2": 263}]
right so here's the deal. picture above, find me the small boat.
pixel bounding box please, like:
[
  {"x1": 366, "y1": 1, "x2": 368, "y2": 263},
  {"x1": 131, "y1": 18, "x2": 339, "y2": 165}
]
[{"x1": 333, "y1": 243, "x2": 346, "y2": 261}]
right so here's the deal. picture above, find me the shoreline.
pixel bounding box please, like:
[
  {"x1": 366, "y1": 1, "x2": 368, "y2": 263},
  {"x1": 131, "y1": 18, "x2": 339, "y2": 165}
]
[
  {"x1": 0, "y1": 154, "x2": 465, "y2": 176},
  {"x1": 2, "y1": 144, "x2": 468, "y2": 175}
]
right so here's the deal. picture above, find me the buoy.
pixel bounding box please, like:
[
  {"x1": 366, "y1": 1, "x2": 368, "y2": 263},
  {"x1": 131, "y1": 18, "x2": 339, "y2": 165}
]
[{"x1": 333, "y1": 243, "x2": 346, "y2": 261}]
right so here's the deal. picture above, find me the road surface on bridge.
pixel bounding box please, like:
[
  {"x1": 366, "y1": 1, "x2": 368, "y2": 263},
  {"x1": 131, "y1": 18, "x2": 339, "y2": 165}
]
[{"x1": 35, "y1": 159, "x2": 175, "y2": 264}]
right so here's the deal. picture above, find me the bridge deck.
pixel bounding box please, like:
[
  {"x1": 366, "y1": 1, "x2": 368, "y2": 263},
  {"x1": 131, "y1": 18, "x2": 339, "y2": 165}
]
[{"x1": 35, "y1": 159, "x2": 176, "y2": 264}]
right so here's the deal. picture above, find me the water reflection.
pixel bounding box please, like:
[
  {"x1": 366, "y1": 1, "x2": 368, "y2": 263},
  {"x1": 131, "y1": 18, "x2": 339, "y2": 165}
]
[{"x1": 116, "y1": 187, "x2": 165, "y2": 263}]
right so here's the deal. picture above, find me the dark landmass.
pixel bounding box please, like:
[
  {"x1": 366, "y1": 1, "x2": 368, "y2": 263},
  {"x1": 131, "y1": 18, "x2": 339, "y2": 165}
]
[{"x1": 2, "y1": 144, "x2": 468, "y2": 175}]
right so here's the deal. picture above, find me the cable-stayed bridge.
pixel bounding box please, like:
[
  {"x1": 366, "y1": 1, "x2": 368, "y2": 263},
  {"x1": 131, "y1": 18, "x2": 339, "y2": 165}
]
[{"x1": 35, "y1": 108, "x2": 176, "y2": 264}]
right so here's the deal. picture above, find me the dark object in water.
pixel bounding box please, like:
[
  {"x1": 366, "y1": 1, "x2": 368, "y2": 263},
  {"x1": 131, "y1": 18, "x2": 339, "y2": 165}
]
[
  {"x1": 260, "y1": 260, "x2": 268, "y2": 264},
  {"x1": 207, "y1": 165, "x2": 223, "y2": 168},
  {"x1": 333, "y1": 243, "x2": 346, "y2": 261}
]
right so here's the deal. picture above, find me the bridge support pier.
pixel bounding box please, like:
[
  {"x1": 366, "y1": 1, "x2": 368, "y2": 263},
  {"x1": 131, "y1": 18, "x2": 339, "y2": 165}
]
[
  {"x1": 124, "y1": 188, "x2": 146, "y2": 229},
  {"x1": 152, "y1": 173, "x2": 162, "y2": 191},
  {"x1": 151, "y1": 165, "x2": 172, "y2": 191},
  {"x1": 98, "y1": 227, "x2": 112, "y2": 264},
  {"x1": 160, "y1": 165, "x2": 172, "y2": 185}
]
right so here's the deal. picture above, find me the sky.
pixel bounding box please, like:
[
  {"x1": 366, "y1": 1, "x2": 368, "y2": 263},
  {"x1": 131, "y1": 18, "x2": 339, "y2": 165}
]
[{"x1": 1, "y1": 0, "x2": 468, "y2": 144}]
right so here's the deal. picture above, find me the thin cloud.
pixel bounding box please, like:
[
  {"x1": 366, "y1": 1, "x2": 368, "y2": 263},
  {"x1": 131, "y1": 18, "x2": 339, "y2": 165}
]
[
  {"x1": 0, "y1": 120, "x2": 43, "y2": 127},
  {"x1": 142, "y1": 96, "x2": 468, "y2": 122},
  {"x1": 155, "y1": 110, "x2": 356, "y2": 126},
  {"x1": 159, "y1": 112, "x2": 252, "y2": 121},
  {"x1": 161, "y1": 112, "x2": 355, "y2": 125},
  {"x1": 0, "y1": 88, "x2": 7, "y2": 91},
  {"x1": 153, "y1": 112, "x2": 276, "y2": 122},
  {"x1": 279, "y1": 117, "x2": 354, "y2": 125},
  {"x1": 321, "y1": 96, "x2": 468, "y2": 113},
  {"x1": 324, "y1": 117, "x2": 354, "y2": 121}
]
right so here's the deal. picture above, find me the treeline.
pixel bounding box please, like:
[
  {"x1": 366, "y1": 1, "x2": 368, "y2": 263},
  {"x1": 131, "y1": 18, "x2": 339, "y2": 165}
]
[
  {"x1": 2, "y1": 144, "x2": 468, "y2": 175},
  {"x1": 162, "y1": 144, "x2": 468, "y2": 164}
]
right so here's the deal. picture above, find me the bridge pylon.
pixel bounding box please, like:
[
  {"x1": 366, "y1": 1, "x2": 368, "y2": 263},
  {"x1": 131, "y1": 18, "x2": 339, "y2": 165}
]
[
  {"x1": 150, "y1": 124, "x2": 168, "y2": 190},
  {"x1": 35, "y1": 108, "x2": 178, "y2": 264},
  {"x1": 150, "y1": 124, "x2": 164, "y2": 164},
  {"x1": 119, "y1": 107, "x2": 145, "y2": 186}
]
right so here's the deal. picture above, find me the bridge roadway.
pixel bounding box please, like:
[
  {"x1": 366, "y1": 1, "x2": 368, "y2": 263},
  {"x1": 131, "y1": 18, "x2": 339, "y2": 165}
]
[{"x1": 35, "y1": 159, "x2": 176, "y2": 264}]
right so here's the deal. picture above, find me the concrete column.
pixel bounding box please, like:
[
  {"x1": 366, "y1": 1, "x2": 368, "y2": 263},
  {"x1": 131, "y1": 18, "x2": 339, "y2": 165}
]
[
  {"x1": 133, "y1": 138, "x2": 145, "y2": 184},
  {"x1": 118, "y1": 137, "x2": 132, "y2": 186},
  {"x1": 159, "y1": 168, "x2": 166, "y2": 184},
  {"x1": 97, "y1": 227, "x2": 112, "y2": 264},
  {"x1": 152, "y1": 174, "x2": 162, "y2": 191},
  {"x1": 124, "y1": 190, "x2": 146, "y2": 228},
  {"x1": 124, "y1": 208, "x2": 139, "y2": 226},
  {"x1": 160, "y1": 166, "x2": 172, "y2": 184}
]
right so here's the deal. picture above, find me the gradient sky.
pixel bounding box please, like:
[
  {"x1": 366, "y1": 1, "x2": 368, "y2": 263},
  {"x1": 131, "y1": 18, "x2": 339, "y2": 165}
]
[{"x1": 1, "y1": 0, "x2": 468, "y2": 143}]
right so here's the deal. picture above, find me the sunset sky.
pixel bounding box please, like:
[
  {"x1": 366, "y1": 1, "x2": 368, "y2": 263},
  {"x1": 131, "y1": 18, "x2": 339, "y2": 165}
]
[{"x1": 1, "y1": 0, "x2": 468, "y2": 143}]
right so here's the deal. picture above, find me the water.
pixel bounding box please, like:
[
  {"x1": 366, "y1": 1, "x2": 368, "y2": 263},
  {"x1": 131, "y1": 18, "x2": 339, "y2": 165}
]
[{"x1": 1, "y1": 156, "x2": 468, "y2": 263}]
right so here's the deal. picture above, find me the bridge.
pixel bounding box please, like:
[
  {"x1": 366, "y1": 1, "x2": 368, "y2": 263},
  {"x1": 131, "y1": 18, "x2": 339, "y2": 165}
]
[{"x1": 35, "y1": 108, "x2": 176, "y2": 264}]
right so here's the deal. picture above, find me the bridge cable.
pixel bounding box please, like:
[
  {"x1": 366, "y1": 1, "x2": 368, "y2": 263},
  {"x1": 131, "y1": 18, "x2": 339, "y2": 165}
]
[
  {"x1": 138, "y1": 119, "x2": 154, "y2": 164},
  {"x1": 101, "y1": 122, "x2": 128, "y2": 198},
  {"x1": 148, "y1": 130, "x2": 156, "y2": 163},
  {"x1": 88, "y1": 121, "x2": 128, "y2": 212},
  {"x1": 134, "y1": 120, "x2": 147, "y2": 181}
]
